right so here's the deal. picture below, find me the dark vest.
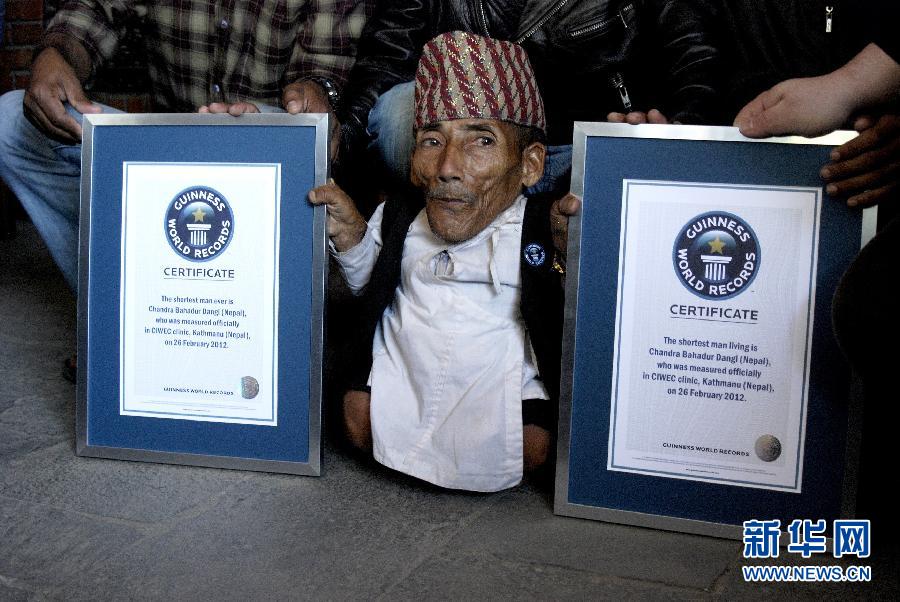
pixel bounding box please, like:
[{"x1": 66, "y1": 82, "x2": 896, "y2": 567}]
[{"x1": 347, "y1": 193, "x2": 565, "y2": 430}]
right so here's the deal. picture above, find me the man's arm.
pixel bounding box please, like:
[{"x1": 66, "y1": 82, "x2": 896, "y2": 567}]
[
  {"x1": 733, "y1": 43, "x2": 900, "y2": 208},
  {"x1": 201, "y1": 0, "x2": 368, "y2": 159},
  {"x1": 25, "y1": 0, "x2": 135, "y2": 141},
  {"x1": 308, "y1": 180, "x2": 383, "y2": 293},
  {"x1": 336, "y1": 0, "x2": 433, "y2": 152},
  {"x1": 25, "y1": 45, "x2": 99, "y2": 142},
  {"x1": 549, "y1": 193, "x2": 581, "y2": 285},
  {"x1": 734, "y1": 43, "x2": 900, "y2": 138},
  {"x1": 286, "y1": 0, "x2": 371, "y2": 109},
  {"x1": 199, "y1": 0, "x2": 368, "y2": 117}
]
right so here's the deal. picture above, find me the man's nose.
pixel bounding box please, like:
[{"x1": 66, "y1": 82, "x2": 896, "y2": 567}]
[{"x1": 437, "y1": 142, "x2": 463, "y2": 182}]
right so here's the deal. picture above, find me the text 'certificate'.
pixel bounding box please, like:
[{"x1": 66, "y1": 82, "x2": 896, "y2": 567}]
[
  {"x1": 608, "y1": 180, "x2": 820, "y2": 492},
  {"x1": 120, "y1": 162, "x2": 280, "y2": 425}
]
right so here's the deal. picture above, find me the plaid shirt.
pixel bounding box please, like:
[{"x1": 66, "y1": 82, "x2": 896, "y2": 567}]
[{"x1": 45, "y1": 0, "x2": 370, "y2": 111}]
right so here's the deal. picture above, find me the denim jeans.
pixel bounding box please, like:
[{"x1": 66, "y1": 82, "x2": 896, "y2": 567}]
[
  {"x1": 0, "y1": 90, "x2": 123, "y2": 291},
  {"x1": 367, "y1": 80, "x2": 573, "y2": 197}
]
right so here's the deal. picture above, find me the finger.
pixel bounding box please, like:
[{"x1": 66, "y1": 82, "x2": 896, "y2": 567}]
[
  {"x1": 557, "y1": 193, "x2": 582, "y2": 217},
  {"x1": 830, "y1": 116, "x2": 900, "y2": 161},
  {"x1": 647, "y1": 109, "x2": 669, "y2": 124},
  {"x1": 228, "y1": 102, "x2": 259, "y2": 117},
  {"x1": 822, "y1": 138, "x2": 900, "y2": 181},
  {"x1": 734, "y1": 90, "x2": 783, "y2": 137},
  {"x1": 826, "y1": 163, "x2": 896, "y2": 198},
  {"x1": 35, "y1": 87, "x2": 83, "y2": 140},
  {"x1": 733, "y1": 93, "x2": 764, "y2": 129},
  {"x1": 625, "y1": 112, "x2": 648, "y2": 125},
  {"x1": 24, "y1": 94, "x2": 79, "y2": 143},
  {"x1": 549, "y1": 194, "x2": 581, "y2": 254},
  {"x1": 830, "y1": 128, "x2": 879, "y2": 162},
  {"x1": 204, "y1": 102, "x2": 230, "y2": 114},
  {"x1": 853, "y1": 114, "x2": 876, "y2": 132},
  {"x1": 282, "y1": 85, "x2": 306, "y2": 114},
  {"x1": 307, "y1": 181, "x2": 341, "y2": 206},
  {"x1": 62, "y1": 80, "x2": 99, "y2": 115},
  {"x1": 198, "y1": 105, "x2": 210, "y2": 113},
  {"x1": 308, "y1": 186, "x2": 325, "y2": 205},
  {"x1": 607, "y1": 112, "x2": 627, "y2": 123},
  {"x1": 845, "y1": 181, "x2": 898, "y2": 208}
]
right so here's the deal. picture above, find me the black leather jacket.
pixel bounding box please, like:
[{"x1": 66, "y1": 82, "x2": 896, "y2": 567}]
[{"x1": 339, "y1": 0, "x2": 717, "y2": 147}]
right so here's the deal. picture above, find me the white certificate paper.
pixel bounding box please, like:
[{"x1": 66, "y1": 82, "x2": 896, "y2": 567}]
[
  {"x1": 119, "y1": 162, "x2": 280, "y2": 425},
  {"x1": 608, "y1": 180, "x2": 820, "y2": 492}
]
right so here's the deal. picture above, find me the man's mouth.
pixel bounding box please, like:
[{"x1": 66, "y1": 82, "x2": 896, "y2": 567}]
[
  {"x1": 429, "y1": 196, "x2": 467, "y2": 205},
  {"x1": 426, "y1": 187, "x2": 475, "y2": 208}
]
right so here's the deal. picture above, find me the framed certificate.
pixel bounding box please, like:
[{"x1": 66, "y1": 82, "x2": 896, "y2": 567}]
[
  {"x1": 76, "y1": 114, "x2": 327, "y2": 475},
  {"x1": 555, "y1": 123, "x2": 875, "y2": 538}
]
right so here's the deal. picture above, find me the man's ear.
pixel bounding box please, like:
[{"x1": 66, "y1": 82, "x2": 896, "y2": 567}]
[{"x1": 520, "y1": 142, "x2": 546, "y2": 188}]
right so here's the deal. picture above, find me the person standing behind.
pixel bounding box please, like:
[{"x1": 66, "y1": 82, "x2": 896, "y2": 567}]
[
  {"x1": 0, "y1": 0, "x2": 370, "y2": 295},
  {"x1": 712, "y1": 0, "x2": 900, "y2": 546},
  {"x1": 337, "y1": 0, "x2": 718, "y2": 195}
]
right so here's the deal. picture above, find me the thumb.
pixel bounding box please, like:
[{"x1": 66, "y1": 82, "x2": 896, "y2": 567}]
[
  {"x1": 554, "y1": 193, "x2": 582, "y2": 217},
  {"x1": 282, "y1": 84, "x2": 306, "y2": 114},
  {"x1": 63, "y1": 80, "x2": 99, "y2": 114}
]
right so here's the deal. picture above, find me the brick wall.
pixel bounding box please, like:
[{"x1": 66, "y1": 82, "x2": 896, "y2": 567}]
[
  {"x1": 1, "y1": 0, "x2": 44, "y2": 92},
  {"x1": 2, "y1": 0, "x2": 152, "y2": 101}
]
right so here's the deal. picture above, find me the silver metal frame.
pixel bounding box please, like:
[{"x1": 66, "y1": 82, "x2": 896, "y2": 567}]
[
  {"x1": 555, "y1": 123, "x2": 873, "y2": 539},
  {"x1": 77, "y1": 113, "x2": 329, "y2": 475}
]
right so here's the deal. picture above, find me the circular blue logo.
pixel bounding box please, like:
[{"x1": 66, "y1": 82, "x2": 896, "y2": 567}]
[
  {"x1": 164, "y1": 186, "x2": 234, "y2": 261},
  {"x1": 672, "y1": 211, "x2": 760, "y2": 300},
  {"x1": 524, "y1": 243, "x2": 546, "y2": 267}
]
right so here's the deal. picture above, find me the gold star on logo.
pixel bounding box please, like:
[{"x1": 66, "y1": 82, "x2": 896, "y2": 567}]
[
  {"x1": 708, "y1": 236, "x2": 726, "y2": 254},
  {"x1": 192, "y1": 207, "x2": 207, "y2": 222}
]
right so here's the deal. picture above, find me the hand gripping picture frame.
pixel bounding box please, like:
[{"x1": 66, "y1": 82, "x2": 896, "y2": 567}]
[
  {"x1": 76, "y1": 113, "x2": 328, "y2": 475},
  {"x1": 554, "y1": 123, "x2": 875, "y2": 538}
]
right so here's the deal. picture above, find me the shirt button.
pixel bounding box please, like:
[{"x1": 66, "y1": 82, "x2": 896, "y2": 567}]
[
  {"x1": 211, "y1": 84, "x2": 221, "y2": 93},
  {"x1": 219, "y1": 18, "x2": 229, "y2": 29}
]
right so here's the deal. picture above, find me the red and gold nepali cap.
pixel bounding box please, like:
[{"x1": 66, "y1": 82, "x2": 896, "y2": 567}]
[{"x1": 414, "y1": 31, "x2": 546, "y2": 132}]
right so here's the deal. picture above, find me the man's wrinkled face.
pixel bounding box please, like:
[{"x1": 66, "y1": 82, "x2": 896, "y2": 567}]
[{"x1": 411, "y1": 119, "x2": 544, "y2": 244}]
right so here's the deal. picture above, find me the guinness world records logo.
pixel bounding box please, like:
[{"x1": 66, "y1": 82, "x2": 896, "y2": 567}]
[
  {"x1": 165, "y1": 186, "x2": 234, "y2": 261},
  {"x1": 672, "y1": 211, "x2": 760, "y2": 300}
]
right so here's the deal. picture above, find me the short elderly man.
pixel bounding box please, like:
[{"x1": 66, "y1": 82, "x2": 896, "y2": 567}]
[
  {"x1": 310, "y1": 31, "x2": 567, "y2": 491},
  {"x1": 0, "y1": 0, "x2": 369, "y2": 294}
]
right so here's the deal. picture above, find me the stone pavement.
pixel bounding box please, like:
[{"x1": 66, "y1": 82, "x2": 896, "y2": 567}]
[{"x1": 1, "y1": 223, "x2": 897, "y2": 601}]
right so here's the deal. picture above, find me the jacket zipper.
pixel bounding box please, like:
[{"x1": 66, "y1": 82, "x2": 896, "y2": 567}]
[
  {"x1": 609, "y1": 71, "x2": 632, "y2": 112},
  {"x1": 515, "y1": 0, "x2": 572, "y2": 43},
  {"x1": 478, "y1": 0, "x2": 491, "y2": 36},
  {"x1": 569, "y1": 4, "x2": 633, "y2": 38}
]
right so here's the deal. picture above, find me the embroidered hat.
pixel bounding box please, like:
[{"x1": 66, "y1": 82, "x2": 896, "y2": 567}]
[{"x1": 414, "y1": 31, "x2": 546, "y2": 132}]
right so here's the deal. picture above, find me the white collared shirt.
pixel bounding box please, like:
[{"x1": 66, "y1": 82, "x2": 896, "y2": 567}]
[{"x1": 334, "y1": 195, "x2": 548, "y2": 491}]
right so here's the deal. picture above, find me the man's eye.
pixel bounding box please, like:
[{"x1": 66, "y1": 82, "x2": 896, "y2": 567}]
[
  {"x1": 477, "y1": 136, "x2": 495, "y2": 146},
  {"x1": 421, "y1": 137, "x2": 441, "y2": 147}
]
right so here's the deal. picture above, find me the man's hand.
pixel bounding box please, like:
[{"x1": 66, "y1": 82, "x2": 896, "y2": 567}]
[
  {"x1": 549, "y1": 193, "x2": 582, "y2": 260},
  {"x1": 282, "y1": 80, "x2": 332, "y2": 114},
  {"x1": 283, "y1": 80, "x2": 341, "y2": 159},
  {"x1": 307, "y1": 179, "x2": 367, "y2": 252},
  {"x1": 821, "y1": 114, "x2": 900, "y2": 207},
  {"x1": 734, "y1": 75, "x2": 854, "y2": 138},
  {"x1": 198, "y1": 102, "x2": 260, "y2": 115},
  {"x1": 607, "y1": 109, "x2": 670, "y2": 125},
  {"x1": 24, "y1": 47, "x2": 100, "y2": 143}
]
